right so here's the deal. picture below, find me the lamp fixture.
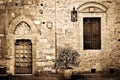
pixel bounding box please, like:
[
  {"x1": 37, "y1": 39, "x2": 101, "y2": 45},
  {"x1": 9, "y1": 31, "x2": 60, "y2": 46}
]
[{"x1": 71, "y1": 6, "x2": 77, "y2": 22}]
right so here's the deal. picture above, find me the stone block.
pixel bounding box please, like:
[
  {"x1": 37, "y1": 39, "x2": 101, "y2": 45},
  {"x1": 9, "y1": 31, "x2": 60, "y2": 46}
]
[
  {"x1": 39, "y1": 39, "x2": 48, "y2": 43},
  {"x1": 46, "y1": 55, "x2": 52, "y2": 60},
  {"x1": 43, "y1": 67, "x2": 51, "y2": 71},
  {"x1": 43, "y1": 49, "x2": 55, "y2": 54}
]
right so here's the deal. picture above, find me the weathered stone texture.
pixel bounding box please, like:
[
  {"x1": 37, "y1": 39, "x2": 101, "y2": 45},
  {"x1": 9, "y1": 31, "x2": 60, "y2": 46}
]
[{"x1": 0, "y1": 0, "x2": 120, "y2": 74}]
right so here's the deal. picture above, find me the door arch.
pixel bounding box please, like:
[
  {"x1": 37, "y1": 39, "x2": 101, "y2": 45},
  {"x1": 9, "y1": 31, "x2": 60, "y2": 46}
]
[{"x1": 6, "y1": 15, "x2": 39, "y2": 75}]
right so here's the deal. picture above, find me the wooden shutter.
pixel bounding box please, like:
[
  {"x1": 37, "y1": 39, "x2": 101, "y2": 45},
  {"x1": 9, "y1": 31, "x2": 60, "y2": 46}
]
[{"x1": 83, "y1": 18, "x2": 101, "y2": 49}]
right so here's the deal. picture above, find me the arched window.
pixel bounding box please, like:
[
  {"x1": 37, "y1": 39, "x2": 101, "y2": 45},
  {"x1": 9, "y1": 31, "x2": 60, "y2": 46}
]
[
  {"x1": 77, "y1": 2, "x2": 107, "y2": 50},
  {"x1": 77, "y1": 2, "x2": 107, "y2": 13}
]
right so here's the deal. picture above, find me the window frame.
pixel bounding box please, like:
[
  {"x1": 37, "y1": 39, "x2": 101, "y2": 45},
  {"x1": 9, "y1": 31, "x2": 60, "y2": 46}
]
[{"x1": 83, "y1": 17, "x2": 101, "y2": 50}]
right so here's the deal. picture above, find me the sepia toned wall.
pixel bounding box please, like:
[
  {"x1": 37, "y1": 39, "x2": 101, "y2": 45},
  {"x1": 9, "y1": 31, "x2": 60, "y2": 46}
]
[{"x1": 0, "y1": 0, "x2": 120, "y2": 74}]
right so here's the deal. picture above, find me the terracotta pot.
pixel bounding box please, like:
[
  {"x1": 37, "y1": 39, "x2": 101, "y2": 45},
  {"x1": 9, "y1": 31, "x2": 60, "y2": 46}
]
[{"x1": 63, "y1": 69, "x2": 73, "y2": 79}]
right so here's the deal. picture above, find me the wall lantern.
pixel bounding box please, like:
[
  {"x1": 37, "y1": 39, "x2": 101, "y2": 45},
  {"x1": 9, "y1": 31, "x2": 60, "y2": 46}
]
[{"x1": 71, "y1": 7, "x2": 77, "y2": 22}]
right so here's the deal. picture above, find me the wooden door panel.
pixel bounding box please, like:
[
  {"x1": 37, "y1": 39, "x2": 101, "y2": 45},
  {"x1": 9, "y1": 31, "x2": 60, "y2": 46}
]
[{"x1": 15, "y1": 40, "x2": 32, "y2": 74}]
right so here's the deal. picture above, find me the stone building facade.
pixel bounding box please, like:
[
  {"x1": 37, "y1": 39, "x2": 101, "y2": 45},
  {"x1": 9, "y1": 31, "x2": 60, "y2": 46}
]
[{"x1": 0, "y1": 0, "x2": 120, "y2": 75}]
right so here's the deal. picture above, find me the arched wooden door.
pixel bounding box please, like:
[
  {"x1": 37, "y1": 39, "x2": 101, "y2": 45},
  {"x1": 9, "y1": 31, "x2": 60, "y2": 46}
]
[{"x1": 15, "y1": 40, "x2": 32, "y2": 74}]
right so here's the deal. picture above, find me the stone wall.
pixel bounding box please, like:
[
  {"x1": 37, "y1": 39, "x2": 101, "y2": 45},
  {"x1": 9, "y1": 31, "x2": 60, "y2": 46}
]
[
  {"x1": 0, "y1": 0, "x2": 120, "y2": 74},
  {"x1": 55, "y1": 0, "x2": 119, "y2": 73}
]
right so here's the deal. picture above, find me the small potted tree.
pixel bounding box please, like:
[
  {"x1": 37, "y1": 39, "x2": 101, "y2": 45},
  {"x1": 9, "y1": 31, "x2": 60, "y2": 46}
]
[{"x1": 54, "y1": 47, "x2": 80, "y2": 79}]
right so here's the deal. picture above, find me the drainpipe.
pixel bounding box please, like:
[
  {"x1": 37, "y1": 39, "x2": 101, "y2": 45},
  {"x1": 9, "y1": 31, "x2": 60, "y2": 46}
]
[
  {"x1": 4, "y1": 0, "x2": 9, "y2": 74},
  {"x1": 55, "y1": 0, "x2": 58, "y2": 73},
  {"x1": 4, "y1": 0, "x2": 8, "y2": 57}
]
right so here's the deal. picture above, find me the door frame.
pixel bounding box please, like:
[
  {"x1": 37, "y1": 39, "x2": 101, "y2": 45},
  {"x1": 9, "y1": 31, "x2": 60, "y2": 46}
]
[
  {"x1": 11, "y1": 37, "x2": 37, "y2": 75},
  {"x1": 6, "y1": 15, "x2": 39, "y2": 75}
]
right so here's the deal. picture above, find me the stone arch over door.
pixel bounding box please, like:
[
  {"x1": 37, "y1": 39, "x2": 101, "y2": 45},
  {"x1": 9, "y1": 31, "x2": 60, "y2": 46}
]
[
  {"x1": 6, "y1": 15, "x2": 39, "y2": 75},
  {"x1": 8, "y1": 15, "x2": 37, "y2": 34}
]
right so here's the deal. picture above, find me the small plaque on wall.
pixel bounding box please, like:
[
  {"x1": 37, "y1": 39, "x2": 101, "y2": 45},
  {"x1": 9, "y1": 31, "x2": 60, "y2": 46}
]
[
  {"x1": 46, "y1": 22, "x2": 53, "y2": 29},
  {"x1": 115, "y1": 28, "x2": 120, "y2": 34},
  {"x1": 114, "y1": 24, "x2": 120, "y2": 34},
  {"x1": 89, "y1": 7, "x2": 95, "y2": 12}
]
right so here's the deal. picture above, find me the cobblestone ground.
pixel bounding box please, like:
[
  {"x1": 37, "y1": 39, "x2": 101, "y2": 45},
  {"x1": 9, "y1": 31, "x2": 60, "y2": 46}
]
[
  {"x1": 0, "y1": 73, "x2": 65, "y2": 80},
  {"x1": 71, "y1": 74, "x2": 120, "y2": 80},
  {"x1": 0, "y1": 76, "x2": 64, "y2": 80},
  {"x1": 0, "y1": 73, "x2": 120, "y2": 80}
]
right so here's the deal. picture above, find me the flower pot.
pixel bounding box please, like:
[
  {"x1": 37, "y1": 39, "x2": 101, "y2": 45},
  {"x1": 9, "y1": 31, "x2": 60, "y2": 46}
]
[{"x1": 63, "y1": 69, "x2": 73, "y2": 79}]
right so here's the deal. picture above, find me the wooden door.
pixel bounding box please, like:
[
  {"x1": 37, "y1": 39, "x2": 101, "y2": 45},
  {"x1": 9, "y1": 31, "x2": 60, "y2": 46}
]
[{"x1": 15, "y1": 40, "x2": 32, "y2": 74}]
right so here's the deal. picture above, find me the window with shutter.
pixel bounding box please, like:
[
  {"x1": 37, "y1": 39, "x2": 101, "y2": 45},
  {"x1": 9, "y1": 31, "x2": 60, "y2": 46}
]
[{"x1": 83, "y1": 17, "x2": 101, "y2": 49}]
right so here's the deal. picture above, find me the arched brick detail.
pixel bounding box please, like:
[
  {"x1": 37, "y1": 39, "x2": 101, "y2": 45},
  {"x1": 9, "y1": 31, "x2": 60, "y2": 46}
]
[
  {"x1": 6, "y1": 15, "x2": 39, "y2": 74},
  {"x1": 77, "y1": 2, "x2": 107, "y2": 12},
  {"x1": 8, "y1": 15, "x2": 37, "y2": 34}
]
